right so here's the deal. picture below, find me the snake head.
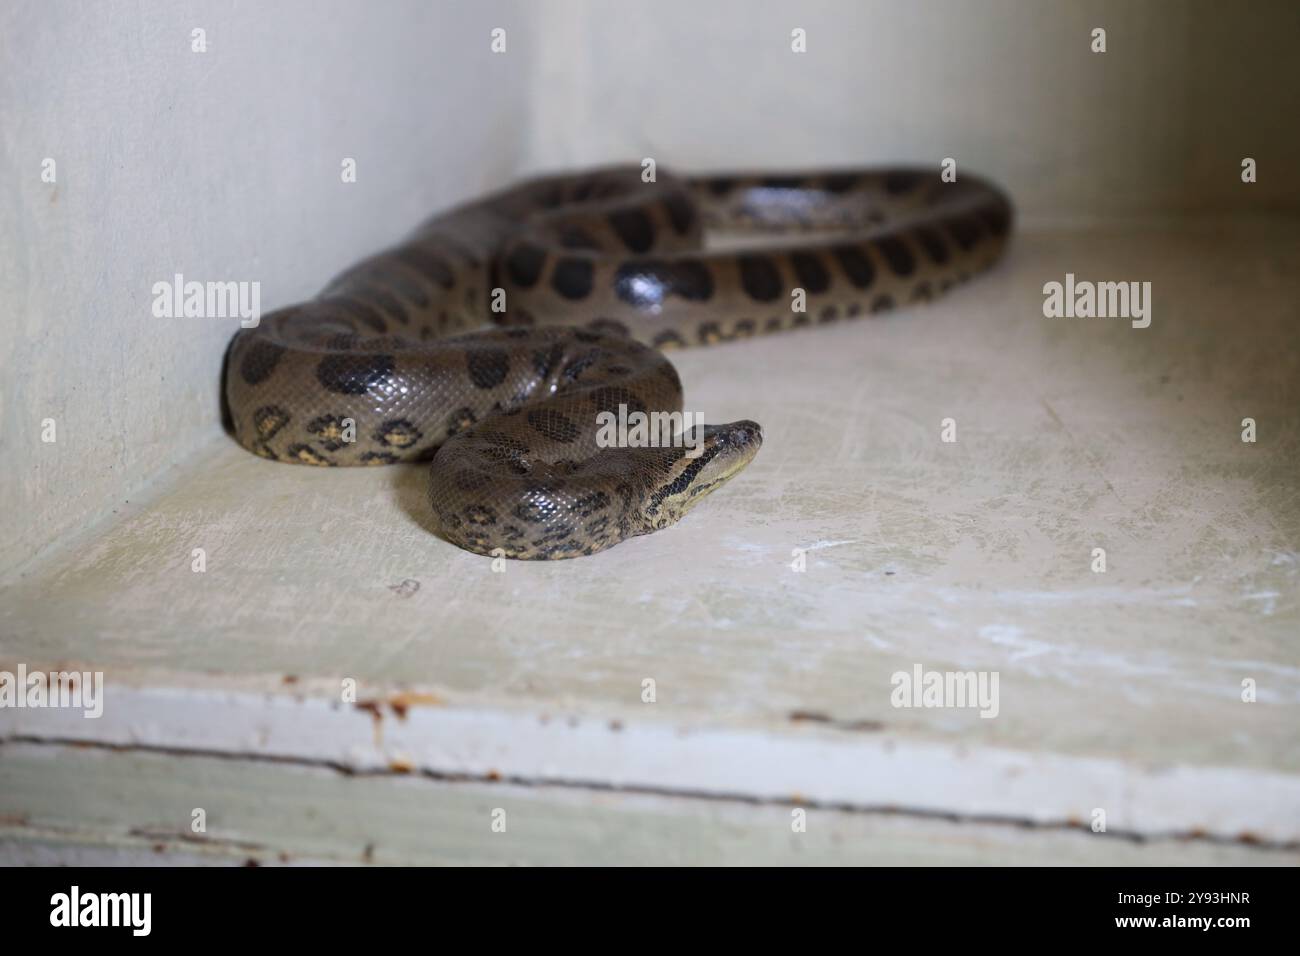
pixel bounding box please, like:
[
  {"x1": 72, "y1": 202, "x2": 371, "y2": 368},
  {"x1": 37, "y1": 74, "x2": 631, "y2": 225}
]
[{"x1": 640, "y1": 420, "x2": 763, "y2": 530}]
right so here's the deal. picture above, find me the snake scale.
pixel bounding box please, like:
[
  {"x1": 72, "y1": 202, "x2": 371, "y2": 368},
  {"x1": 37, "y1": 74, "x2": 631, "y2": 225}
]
[{"x1": 224, "y1": 166, "x2": 1012, "y2": 559}]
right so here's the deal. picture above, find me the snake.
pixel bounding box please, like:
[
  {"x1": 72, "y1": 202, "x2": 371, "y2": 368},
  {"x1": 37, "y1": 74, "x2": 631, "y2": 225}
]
[{"x1": 223, "y1": 166, "x2": 1012, "y2": 559}]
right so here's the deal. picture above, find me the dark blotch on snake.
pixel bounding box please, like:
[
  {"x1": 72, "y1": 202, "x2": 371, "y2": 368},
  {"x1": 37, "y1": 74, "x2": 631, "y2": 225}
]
[
  {"x1": 915, "y1": 227, "x2": 950, "y2": 265},
  {"x1": 949, "y1": 216, "x2": 983, "y2": 250},
  {"x1": 608, "y1": 209, "x2": 655, "y2": 253},
  {"x1": 876, "y1": 237, "x2": 916, "y2": 276},
  {"x1": 536, "y1": 184, "x2": 565, "y2": 208},
  {"x1": 505, "y1": 242, "x2": 546, "y2": 288},
  {"x1": 552, "y1": 257, "x2": 595, "y2": 299},
  {"x1": 663, "y1": 193, "x2": 696, "y2": 235},
  {"x1": 790, "y1": 252, "x2": 831, "y2": 294},
  {"x1": 239, "y1": 338, "x2": 286, "y2": 385},
  {"x1": 569, "y1": 179, "x2": 598, "y2": 202},
  {"x1": 822, "y1": 173, "x2": 857, "y2": 193},
  {"x1": 832, "y1": 245, "x2": 876, "y2": 289},
  {"x1": 316, "y1": 353, "x2": 395, "y2": 395},
  {"x1": 884, "y1": 171, "x2": 923, "y2": 195},
  {"x1": 980, "y1": 205, "x2": 1011, "y2": 236},
  {"x1": 467, "y1": 348, "x2": 511, "y2": 389},
  {"x1": 738, "y1": 255, "x2": 783, "y2": 302}
]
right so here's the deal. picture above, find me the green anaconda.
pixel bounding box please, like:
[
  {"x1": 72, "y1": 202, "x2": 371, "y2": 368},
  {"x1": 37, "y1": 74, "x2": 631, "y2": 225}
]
[{"x1": 223, "y1": 166, "x2": 1012, "y2": 558}]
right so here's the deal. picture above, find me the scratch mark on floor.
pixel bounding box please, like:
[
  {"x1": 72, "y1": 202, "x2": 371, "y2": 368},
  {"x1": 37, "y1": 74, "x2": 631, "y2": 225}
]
[{"x1": 1040, "y1": 397, "x2": 1128, "y2": 512}]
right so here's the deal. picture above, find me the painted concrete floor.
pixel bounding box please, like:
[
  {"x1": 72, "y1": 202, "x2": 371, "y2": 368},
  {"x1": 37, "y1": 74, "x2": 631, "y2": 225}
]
[{"x1": 2, "y1": 221, "x2": 1298, "y2": 863}]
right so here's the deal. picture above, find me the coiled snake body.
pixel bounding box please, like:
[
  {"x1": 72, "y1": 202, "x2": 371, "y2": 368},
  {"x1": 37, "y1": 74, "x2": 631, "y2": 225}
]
[{"x1": 224, "y1": 166, "x2": 1012, "y2": 558}]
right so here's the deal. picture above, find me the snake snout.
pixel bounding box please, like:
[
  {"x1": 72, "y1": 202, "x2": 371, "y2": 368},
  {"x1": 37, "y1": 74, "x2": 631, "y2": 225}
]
[
  {"x1": 727, "y1": 420, "x2": 762, "y2": 450},
  {"x1": 703, "y1": 420, "x2": 763, "y2": 453},
  {"x1": 695, "y1": 420, "x2": 763, "y2": 482}
]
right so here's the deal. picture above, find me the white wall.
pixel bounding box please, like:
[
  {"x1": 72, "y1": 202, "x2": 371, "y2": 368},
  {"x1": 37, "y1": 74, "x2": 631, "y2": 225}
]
[
  {"x1": 3, "y1": 0, "x2": 1297, "y2": 576},
  {"x1": 0, "y1": 0, "x2": 531, "y2": 575},
  {"x1": 527, "y1": 0, "x2": 1300, "y2": 222}
]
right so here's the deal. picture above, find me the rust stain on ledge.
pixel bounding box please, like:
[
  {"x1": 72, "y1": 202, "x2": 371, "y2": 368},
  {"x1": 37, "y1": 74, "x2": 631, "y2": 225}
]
[
  {"x1": 389, "y1": 691, "x2": 444, "y2": 719},
  {"x1": 356, "y1": 692, "x2": 445, "y2": 722},
  {"x1": 353, "y1": 691, "x2": 447, "y2": 747}
]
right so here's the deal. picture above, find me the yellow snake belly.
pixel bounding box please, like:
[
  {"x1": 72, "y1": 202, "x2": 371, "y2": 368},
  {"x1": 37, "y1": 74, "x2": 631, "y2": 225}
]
[{"x1": 222, "y1": 166, "x2": 1012, "y2": 559}]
